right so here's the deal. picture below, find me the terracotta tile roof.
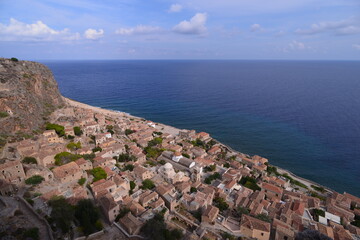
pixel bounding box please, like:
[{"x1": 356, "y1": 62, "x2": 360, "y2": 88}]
[
  {"x1": 262, "y1": 182, "x2": 283, "y2": 196},
  {"x1": 202, "y1": 205, "x2": 219, "y2": 220},
  {"x1": 53, "y1": 162, "x2": 80, "y2": 179},
  {"x1": 240, "y1": 214, "x2": 271, "y2": 232}
]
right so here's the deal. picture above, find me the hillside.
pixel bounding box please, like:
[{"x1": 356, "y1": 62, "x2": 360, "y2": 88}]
[{"x1": 0, "y1": 58, "x2": 64, "y2": 137}]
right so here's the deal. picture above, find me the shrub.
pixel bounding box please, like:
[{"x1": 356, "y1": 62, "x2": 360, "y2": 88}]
[
  {"x1": 0, "y1": 111, "x2": 9, "y2": 118},
  {"x1": 239, "y1": 176, "x2": 261, "y2": 191},
  {"x1": 92, "y1": 146, "x2": 102, "y2": 153},
  {"x1": 190, "y1": 187, "x2": 197, "y2": 193},
  {"x1": 22, "y1": 156, "x2": 37, "y2": 164},
  {"x1": 148, "y1": 137, "x2": 163, "y2": 147},
  {"x1": 141, "y1": 179, "x2": 155, "y2": 190},
  {"x1": 54, "y1": 152, "x2": 82, "y2": 165},
  {"x1": 125, "y1": 129, "x2": 135, "y2": 135},
  {"x1": 204, "y1": 164, "x2": 216, "y2": 172},
  {"x1": 118, "y1": 153, "x2": 136, "y2": 162},
  {"x1": 49, "y1": 196, "x2": 74, "y2": 233},
  {"x1": 144, "y1": 147, "x2": 163, "y2": 159},
  {"x1": 46, "y1": 123, "x2": 65, "y2": 137},
  {"x1": 130, "y1": 181, "x2": 136, "y2": 191},
  {"x1": 78, "y1": 177, "x2": 86, "y2": 186},
  {"x1": 26, "y1": 198, "x2": 34, "y2": 206},
  {"x1": 23, "y1": 227, "x2": 39, "y2": 240},
  {"x1": 311, "y1": 185, "x2": 325, "y2": 193},
  {"x1": 204, "y1": 172, "x2": 222, "y2": 184},
  {"x1": 123, "y1": 164, "x2": 134, "y2": 172},
  {"x1": 182, "y1": 153, "x2": 190, "y2": 158},
  {"x1": 213, "y1": 197, "x2": 229, "y2": 211},
  {"x1": 91, "y1": 167, "x2": 107, "y2": 182},
  {"x1": 75, "y1": 199, "x2": 101, "y2": 235},
  {"x1": 25, "y1": 175, "x2": 44, "y2": 185},
  {"x1": 11, "y1": 57, "x2": 19, "y2": 62},
  {"x1": 66, "y1": 141, "x2": 82, "y2": 151},
  {"x1": 73, "y1": 126, "x2": 83, "y2": 136},
  {"x1": 223, "y1": 162, "x2": 230, "y2": 168}
]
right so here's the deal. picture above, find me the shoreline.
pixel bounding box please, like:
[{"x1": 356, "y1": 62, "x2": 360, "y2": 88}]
[{"x1": 64, "y1": 96, "x2": 335, "y2": 195}]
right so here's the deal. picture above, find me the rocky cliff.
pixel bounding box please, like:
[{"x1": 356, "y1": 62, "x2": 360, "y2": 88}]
[{"x1": 0, "y1": 58, "x2": 65, "y2": 136}]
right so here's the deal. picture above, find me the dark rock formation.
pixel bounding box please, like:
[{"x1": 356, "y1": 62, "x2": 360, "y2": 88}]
[{"x1": 0, "y1": 58, "x2": 64, "y2": 135}]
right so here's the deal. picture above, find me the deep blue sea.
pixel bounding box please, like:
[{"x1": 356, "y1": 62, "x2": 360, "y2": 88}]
[{"x1": 42, "y1": 60, "x2": 360, "y2": 196}]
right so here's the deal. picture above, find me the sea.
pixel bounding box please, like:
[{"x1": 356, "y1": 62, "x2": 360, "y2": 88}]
[{"x1": 42, "y1": 60, "x2": 360, "y2": 196}]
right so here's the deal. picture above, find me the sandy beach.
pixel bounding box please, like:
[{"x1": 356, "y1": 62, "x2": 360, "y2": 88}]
[{"x1": 64, "y1": 96, "x2": 333, "y2": 194}]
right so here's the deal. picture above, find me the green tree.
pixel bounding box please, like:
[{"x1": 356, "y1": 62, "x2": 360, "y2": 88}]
[
  {"x1": 125, "y1": 129, "x2": 135, "y2": 135},
  {"x1": 130, "y1": 181, "x2": 136, "y2": 190},
  {"x1": 190, "y1": 187, "x2": 197, "y2": 193},
  {"x1": 141, "y1": 179, "x2": 155, "y2": 190},
  {"x1": 75, "y1": 199, "x2": 101, "y2": 235},
  {"x1": 66, "y1": 141, "x2": 82, "y2": 151},
  {"x1": 46, "y1": 123, "x2": 65, "y2": 137},
  {"x1": 11, "y1": 57, "x2": 19, "y2": 62},
  {"x1": 22, "y1": 156, "x2": 37, "y2": 164},
  {"x1": 124, "y1": 164, "x2": 134, "y2": 172},
  {"x1": 25, "y1": 175, "x2": 44, "y2": 185},
  {"x1": 54, "y1": 152, "x2": 82, "y2": 165},
  {"x1": 91, "y1": 167, "x2": 107, "y2": 182},
  {"x1": 23, "y1": 227, "x2": 39, "y2": 240},
  {"x1": 73, "y1": 126, "x2": 83, "y2": 136},
  {"x1": 78, "y1": 177, "x2": 86, "y2": 185},
  {"x1": 92, "y1": 146, "x2": 102, "y2": 153},
  {"x1": 213, "y1": 197, "x2": 229, "y2": 211},
  {"x1": 49, "y1": 196, "x2": 75, "y2": 233},
  {"x1": 118, "y1": 153, "x2": 136, "y2": 162}
]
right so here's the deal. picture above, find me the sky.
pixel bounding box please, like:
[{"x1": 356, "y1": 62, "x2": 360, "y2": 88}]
[{"x1": 0, "y1": 0, "x2": 360, "y2": 60}]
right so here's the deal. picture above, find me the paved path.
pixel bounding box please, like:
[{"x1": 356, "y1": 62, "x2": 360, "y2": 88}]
[{"x1": 0, "y1": 196, "x2": 53, "y2": 240}]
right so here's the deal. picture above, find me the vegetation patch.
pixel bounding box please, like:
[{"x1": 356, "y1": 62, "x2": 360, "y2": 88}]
[
  {"x1": 54, "y1": 152, "x2": 82, "y2": 165},
  {"x1": 0, "y1": 111, "x2": 9, "y2": 118},
  {"x1": 78, "y1": 177, "x2": 86, "y2": 186},
  {"x1": 125, "y1": 129, "x2": 135, "y2": 135},
  {"x1": 213, "y1": 197, "x2": 229, "y2": 211},
  {"x1": 239, "y1": 176, "x2": 261, "y2": 191},
  {"x1": 22, "y1": 156, "x2": 37, "y2": 164},
  {"x1": 91, "y1": 167, "x2": 107, "y2": 182},
  {"x1": 25, "y1": 175, "x2": 44, "y2": 185},
  {"x1": 46, "y1": 123, "x2": 65, "y2": 137},
  {"x1": 204, "y1": 172, "x2": 221, "y2": 184},
  {"x1": 118, "y1": 153, "x2": 136, "y2": 162},
  {"x1": 141, "y1": 213, "x2": 183, "y2": 240},
  {"x1": 73, "y1": 126, "x2": 83, "y2": 136},
  {"x1": 144, "y1": 146, "x2": 163, "y2": 159},
  {"x1": 66, "y1": 141, "x2": 82, "y2": 151},
  {"x1": 141, "y1": 179, "x2": 155, "y2": 190}
]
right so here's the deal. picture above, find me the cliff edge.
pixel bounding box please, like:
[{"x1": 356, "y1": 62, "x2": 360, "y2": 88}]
[{"x1": 0, "y1": 58, "x2": 65, "y2": 135}]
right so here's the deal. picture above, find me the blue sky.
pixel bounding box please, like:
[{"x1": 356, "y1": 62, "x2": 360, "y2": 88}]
[{"x1": 0, "y1": 0, "x2": 359, "y2": 60}]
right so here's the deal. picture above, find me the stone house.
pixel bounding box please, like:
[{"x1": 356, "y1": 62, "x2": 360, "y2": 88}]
[
  {"x1": 119, "y1": 212, "x2": 144, "y2": 235},
  {"x1": 52, "y1": 162, "x2": 82, "y2": 185},
  {"x1": 202, "y1": 205, "x2": 219, "y2": 224},
  {"x1": 240, "y1": 214, "x2": 271, "y2": 240},
  {"x1": 134, "y1": 166, "x2": 154, "y2": 181},
  {"x1": 0, "y1": 160, "x2": 26, "y2": 185}
]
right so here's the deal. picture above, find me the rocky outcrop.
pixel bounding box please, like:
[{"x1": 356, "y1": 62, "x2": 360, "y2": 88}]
[{"x1": 0, "y1": 58, "x2": 64, "y2": 135}]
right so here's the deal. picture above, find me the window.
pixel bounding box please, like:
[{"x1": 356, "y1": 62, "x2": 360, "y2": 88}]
[{"x1": 261, "y1": 233, "x2": 264, "y2": 236}]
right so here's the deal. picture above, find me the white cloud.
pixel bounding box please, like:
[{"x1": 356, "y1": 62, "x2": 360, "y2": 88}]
[
  {"x1": 115, "y1": 25, "x2": 162, "y2": 35},
  {"x1": 0, "y1": 18, "x2": 79, "y2": 41},
  {"x1": 295, "y1": 18, "x2": 360, "y2": 35},
  {"x1": 173, "y1": 13, "x2": 208, "y2": 35},
  {"x1": 84, "y1": 28, "x2": 104, "y2": 40},
  {"x1": 168, "y1": 4, "x2": 183, "y2": 12},
  {"x1": 353, "y1": 44, "x2": 360, "y2": 50},
  {"x1": 288, "y1": 40, "x2": 306, "y2": 50},
  {"x1": 250, "y1": 23, "x2": 263, "y2": 32}
]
